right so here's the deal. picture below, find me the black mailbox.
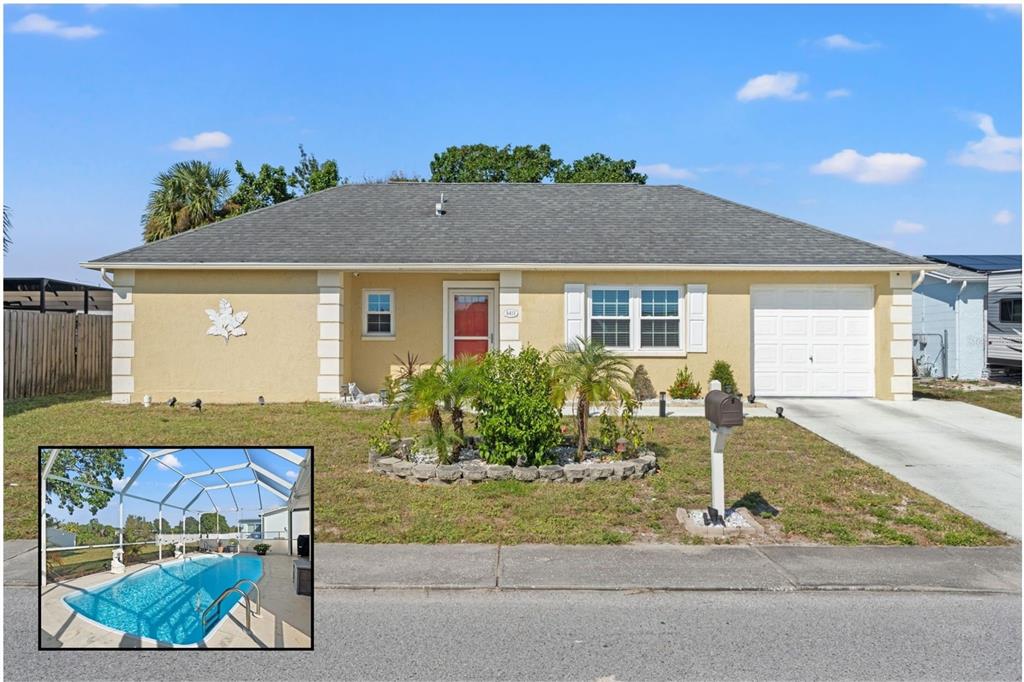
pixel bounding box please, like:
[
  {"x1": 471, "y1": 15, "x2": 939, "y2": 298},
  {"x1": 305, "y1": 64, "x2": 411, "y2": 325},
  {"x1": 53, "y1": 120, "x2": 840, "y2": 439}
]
[{"x1": 704, "y1": 390, "x2": 744, "y2": 427}]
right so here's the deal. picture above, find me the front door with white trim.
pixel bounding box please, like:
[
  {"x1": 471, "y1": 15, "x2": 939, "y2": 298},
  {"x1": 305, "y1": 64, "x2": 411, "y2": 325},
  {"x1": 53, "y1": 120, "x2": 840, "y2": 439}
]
[
  {"x1": 752, "y1": 285, "x2": 875, "y2": 397},
  {"x1": 449, "y1": 289, "x2": 493, "y2": 359}
]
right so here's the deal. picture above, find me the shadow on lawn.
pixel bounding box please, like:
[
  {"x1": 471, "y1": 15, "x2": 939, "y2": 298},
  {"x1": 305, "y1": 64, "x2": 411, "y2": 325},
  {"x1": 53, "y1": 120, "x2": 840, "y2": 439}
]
[
  {"x1": 731, "y1": 491, "x2": 780, "y2": 518},
  {"x1": 4, "y1": 391, "x2": 107, "y2": 419}
]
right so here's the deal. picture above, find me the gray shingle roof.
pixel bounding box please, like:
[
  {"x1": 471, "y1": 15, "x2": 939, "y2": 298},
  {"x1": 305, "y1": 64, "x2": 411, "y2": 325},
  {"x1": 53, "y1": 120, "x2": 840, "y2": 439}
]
[{"x1": 86, "y1": 183, "x2": 926, "y2": 267}]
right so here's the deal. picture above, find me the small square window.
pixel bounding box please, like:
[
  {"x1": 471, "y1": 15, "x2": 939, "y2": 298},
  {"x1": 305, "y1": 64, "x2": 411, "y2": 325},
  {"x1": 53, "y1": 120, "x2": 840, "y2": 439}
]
[{"x1": 363, "y1": 291, "x2": 394, "y2": 336}]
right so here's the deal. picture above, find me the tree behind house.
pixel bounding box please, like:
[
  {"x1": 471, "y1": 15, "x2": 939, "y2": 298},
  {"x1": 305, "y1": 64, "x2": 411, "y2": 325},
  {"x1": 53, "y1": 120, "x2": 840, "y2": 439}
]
[
  {"x1": 141, "y1": 161, "x2": 231, "y2": 242},
  {"x1": 289, "y1": 144, "x2": 342, "y2": 194}
]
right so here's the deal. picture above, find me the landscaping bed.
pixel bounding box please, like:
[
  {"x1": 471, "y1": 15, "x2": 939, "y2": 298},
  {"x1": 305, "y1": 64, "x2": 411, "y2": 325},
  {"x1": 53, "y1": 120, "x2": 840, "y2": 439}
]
[{"x1": 5, "y1": 392, "x2": 1012, "y2": 546}]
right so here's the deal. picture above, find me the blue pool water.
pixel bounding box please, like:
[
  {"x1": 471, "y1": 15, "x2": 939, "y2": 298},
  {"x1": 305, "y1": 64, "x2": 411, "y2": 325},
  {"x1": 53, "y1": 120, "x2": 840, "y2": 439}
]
[{"x1": 64, "y1": 554, "x2": 263, "y2": 645}]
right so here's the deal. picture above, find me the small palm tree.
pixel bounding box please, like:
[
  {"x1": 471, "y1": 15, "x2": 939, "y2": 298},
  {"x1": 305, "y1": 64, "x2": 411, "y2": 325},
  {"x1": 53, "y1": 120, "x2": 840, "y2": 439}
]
[
  {"x1": 436, "y1": 356, "x2": 481, "y2": 447},
  {"x1": 393, "y1": 366, "x2": 450, "y2": 461},
  {"x1": 550, "y1": 338, "x2": 634, "y2": 461},
  {"x1": 141, "y1": 161, "x2": 232, "y2": 242},
  {"x1": 394, "y1": 357, "x2": 481, "y2": 462}
]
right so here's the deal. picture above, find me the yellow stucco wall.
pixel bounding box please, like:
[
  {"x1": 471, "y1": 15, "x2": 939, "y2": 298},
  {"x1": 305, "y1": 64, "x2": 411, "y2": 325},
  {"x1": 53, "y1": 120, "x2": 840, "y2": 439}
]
[
  {"x1": 131, "y1": 270, "x2": 320, "y2": 403},
  {"x1": 517, "y1": 270, "x2": 895, "y2": 400},
  {"x1": 123, "y1": 268, "x2": 900, "y2": 402},
  {"x1": 342, "y1": 272, "x2": 498, "y2": 390}
]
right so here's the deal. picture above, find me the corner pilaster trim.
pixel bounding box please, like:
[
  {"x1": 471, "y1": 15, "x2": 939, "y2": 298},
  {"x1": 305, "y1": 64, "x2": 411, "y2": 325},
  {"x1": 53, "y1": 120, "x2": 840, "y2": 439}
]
[
  {"x1": 317, "y1": 270, "x2": 344, "y2": 401},
  {"x1": 499, "y1": 271, "x2": 522, "y2": 353},
  {"x1": 111, "y1": 270, "x2": 135, "y2": 404},
  {"x1": 889, "y1": 272, "x2": 913, "y2": 401}
]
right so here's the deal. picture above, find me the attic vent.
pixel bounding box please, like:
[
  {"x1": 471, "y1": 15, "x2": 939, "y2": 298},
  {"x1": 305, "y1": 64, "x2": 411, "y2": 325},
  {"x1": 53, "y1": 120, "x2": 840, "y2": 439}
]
[{"x1": 435, "y1": 192, "x2": 446, "y2": 216}]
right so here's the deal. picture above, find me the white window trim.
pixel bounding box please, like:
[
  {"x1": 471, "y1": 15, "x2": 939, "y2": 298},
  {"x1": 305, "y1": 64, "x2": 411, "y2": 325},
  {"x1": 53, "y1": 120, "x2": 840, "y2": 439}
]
[
  {"x1": 362, "y1": 289, "x2": 395, "y2": 339},
  {"x1": 585, "y1": 285, "x2": 687, "y2": 357},
  {"x1": 588, "y1": 286, "x2": 633, "y2": 350}
]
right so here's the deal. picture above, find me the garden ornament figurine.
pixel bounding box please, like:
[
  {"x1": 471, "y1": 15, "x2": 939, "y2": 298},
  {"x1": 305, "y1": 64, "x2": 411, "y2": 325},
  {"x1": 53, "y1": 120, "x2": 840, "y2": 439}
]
[{"x1": 110, "y1": 548, "x2": 125, "y2": 574}]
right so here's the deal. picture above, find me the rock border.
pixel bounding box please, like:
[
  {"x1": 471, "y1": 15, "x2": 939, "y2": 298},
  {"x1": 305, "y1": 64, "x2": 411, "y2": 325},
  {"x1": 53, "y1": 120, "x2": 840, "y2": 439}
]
[{"x1": 371, "y1": 452, "x2": 658, "y2": 484}]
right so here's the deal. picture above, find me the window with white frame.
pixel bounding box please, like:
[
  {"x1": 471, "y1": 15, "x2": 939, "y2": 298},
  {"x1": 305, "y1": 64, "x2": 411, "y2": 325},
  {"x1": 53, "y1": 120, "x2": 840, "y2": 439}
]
[
  {"x1": 590, "y1": 288, "x2": 631, "y2": 348},
  {"x1": 640, "y1": 288, "x2": 681, "y2": 348},
  {"x1": 363, "y1": 290, "x2": 394, "y2": 336},
  {"x1": 587, "y1": 286, "x2": 684, "y2": 352}
]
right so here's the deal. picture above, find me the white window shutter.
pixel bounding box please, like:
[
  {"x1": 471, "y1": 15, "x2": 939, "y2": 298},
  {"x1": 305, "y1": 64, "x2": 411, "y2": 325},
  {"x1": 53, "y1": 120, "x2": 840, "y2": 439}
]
[
  {"x1": 565, "y1": 283, "x2": 585, "y2": 348},
  {"x1": 687, "y1": 284, "x2": 707, "y2": 352}
]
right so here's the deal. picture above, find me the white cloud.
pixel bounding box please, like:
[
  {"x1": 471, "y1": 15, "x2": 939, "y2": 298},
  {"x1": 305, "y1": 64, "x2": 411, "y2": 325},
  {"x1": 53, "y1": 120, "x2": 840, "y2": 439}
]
[
  {"x1": 953, "y1": 113, "x2": 1021, "y2": 172},
  {"x1": 826, "y1": 88, "x2": 852, "y2": 99},
  {"x1": 156, "y1": 453, "x2": 182, "y2": 470},
  {"x1": 817, "y1": 34, "x2": 879, "y2": 50},
  {"x1": 286, "y1": 470, "x2": 298, "y2": 480},
  {"x1": 994, "y1": 209, "x2": 1015, "y2": 225},
  {"x1": 736, "y1": 72, "x2": 809, "y2": 102},
  {"x1": 169, "y1": 131, "x2": 232, "y2": 152},
  {"x1": 10, "y1": 13, "x2": 102, "y2": 39},
  {"x1": 112, "y1": 477, "x2": 127, "y2": 490},
  {"x1": 893, "y1": 219, "x2": 926, "y2": 234},
  {"x1": 635, "y1": 163, "x2": 695, "y2": 180},
  {"x1": 811, "y1": 149, "x2": 926, "y2": 184}
]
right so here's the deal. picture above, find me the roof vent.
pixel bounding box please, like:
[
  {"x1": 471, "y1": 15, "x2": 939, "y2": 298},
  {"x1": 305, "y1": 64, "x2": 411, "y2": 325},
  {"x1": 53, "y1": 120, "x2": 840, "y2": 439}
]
[{"x1": 435, "y1": 192, "x2": 446, "y2": 217}]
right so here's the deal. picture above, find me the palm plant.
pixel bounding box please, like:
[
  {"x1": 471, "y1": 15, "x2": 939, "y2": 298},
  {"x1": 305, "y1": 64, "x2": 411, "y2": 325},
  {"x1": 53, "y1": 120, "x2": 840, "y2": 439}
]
[
  {"x1": 550, "y1": 338, "x2": 634, "y2": 461},
  {"x1": 435, "y1": 356, "x2": 482, "y2": 446},
  {"x1": 141, "y1": 161, "x2": 232, "y2": 242},
  {"x1": 393, "y1": 365, "x2": 450, "y2": 461}
]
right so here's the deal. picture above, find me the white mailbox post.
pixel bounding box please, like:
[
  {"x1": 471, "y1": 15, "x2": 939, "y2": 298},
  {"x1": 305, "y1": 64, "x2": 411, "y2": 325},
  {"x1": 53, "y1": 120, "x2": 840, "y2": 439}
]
[{"x1": 704, "y1": 379, "x2": 744, "y2": 525}]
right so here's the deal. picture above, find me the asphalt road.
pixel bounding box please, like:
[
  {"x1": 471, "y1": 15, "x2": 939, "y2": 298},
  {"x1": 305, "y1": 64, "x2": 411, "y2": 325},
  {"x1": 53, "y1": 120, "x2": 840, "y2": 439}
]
[{"x1": 12, "y1": 586, "x2": 1021, "y2": 681}]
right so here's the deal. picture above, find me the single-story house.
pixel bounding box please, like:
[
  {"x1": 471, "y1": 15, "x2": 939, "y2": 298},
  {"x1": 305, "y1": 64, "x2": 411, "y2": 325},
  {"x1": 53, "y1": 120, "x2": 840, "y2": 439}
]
[
  {"x1": 82, "y1": 183, "x2": 933, "y2": 403},
  {"x1": 912, "y1": 261, "x2": 988, "y2": 379},
  {"x1": 923, "y1": 255, "x2": 1022, "y2": 375}
]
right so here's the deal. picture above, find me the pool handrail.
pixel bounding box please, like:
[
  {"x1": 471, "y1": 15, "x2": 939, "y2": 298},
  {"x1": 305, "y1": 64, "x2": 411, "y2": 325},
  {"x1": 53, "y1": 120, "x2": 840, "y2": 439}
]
[
  {"x1": 233, "y1": 578, "x2": 261, "y2": 617},
  {"x1": 201, "y1": 586, "x2": 252, "y2": 632}
]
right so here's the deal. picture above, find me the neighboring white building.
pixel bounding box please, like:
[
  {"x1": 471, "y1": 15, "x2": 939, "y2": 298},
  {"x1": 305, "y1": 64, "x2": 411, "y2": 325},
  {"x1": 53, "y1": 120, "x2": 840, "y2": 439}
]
[
  {"x1": 260, "y1": 507, "x2": 309, "y2": 539},
  {"x1": 913, "y1": 263, "x2": 988, "y2": 379},
  {"x1": 922, "y1": 255, "x2": 1022, "y2": 378}
]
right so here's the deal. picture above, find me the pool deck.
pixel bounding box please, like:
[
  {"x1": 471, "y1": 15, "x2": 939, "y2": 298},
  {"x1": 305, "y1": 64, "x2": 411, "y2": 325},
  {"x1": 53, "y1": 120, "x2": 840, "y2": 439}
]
[{"x1": 40, "y1": 552, "x2": 311, "y2": 648}]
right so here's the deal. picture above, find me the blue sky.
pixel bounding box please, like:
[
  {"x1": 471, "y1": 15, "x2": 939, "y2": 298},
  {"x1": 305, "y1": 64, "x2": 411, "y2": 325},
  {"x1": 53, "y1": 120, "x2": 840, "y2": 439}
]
[{"x1": 4, "y1": 3, "x2": 1021, "y2": 284}]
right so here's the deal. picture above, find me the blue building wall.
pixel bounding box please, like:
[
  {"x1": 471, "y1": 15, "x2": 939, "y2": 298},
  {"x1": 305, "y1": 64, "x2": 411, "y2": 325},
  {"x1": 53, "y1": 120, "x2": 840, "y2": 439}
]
[{"x1": 912, "y1": 279, "x2": 987, "y2": 380}]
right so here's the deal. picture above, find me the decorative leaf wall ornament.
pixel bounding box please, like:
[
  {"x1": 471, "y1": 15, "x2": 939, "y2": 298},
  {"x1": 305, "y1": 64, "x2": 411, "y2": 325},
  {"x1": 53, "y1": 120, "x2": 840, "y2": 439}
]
[{"x1": 205, "y1": 298, "x2": 248, "y2": 343}]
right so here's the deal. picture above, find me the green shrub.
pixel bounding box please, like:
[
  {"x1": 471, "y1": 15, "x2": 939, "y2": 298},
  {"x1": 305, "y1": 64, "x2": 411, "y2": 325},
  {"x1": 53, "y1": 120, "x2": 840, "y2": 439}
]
[
  {"x1": 668, "y1": 366, "x2": 702, "y2": 399},
  {"x1": 620, "y1": 395, "x2": 648, "y2": 455},
  {"x1": 474, "y1": 347, "x2": 561, "y2": 466},
  {"x1": 598, "y1": 410, "x2": 621, "y2": 451},
  {"x1": 368, "y1": 416, "x2": 400, "y2": 455},
  {"x1": 709, "y1": 360, "x2": 737, "y2": 393},
  {"x1": 631, "y1": 365, "x2": 656, "y2": 401}
]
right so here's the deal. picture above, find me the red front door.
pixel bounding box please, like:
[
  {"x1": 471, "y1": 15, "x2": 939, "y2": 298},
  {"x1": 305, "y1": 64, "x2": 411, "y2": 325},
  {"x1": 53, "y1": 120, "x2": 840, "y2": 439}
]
[{"x1": 451, "y1": 292, "x2": 491, "y2": 358}]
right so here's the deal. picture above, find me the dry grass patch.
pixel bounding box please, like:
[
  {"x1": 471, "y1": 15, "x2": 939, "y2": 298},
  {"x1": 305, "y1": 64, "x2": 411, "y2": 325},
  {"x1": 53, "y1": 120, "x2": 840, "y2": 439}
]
[
  {"x1": 5, "y1": 393, "x2": 1011, "y2": 546},
  {"x1": 913, "y1": 379, "x2": 1021, "y2": 417}
]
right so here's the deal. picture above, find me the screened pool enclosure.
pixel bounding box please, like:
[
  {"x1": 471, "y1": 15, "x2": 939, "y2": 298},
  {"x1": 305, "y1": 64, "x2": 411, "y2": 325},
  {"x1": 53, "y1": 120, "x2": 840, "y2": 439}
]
[{"x1": 41, "y1": 447, "x2": 311, "y2": 585}]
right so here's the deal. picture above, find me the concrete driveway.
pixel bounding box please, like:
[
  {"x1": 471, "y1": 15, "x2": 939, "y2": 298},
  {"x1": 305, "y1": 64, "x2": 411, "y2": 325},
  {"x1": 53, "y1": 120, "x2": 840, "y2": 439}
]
[{"x1": 772, "y1": 398, "x2": 1022, "y2": 539}]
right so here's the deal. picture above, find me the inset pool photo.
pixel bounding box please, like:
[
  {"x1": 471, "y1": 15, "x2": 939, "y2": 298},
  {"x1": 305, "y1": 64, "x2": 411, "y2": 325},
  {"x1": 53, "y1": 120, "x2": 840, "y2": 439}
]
[{"x1": 39, "y1": 447, "x2": 312, "y2": 649}]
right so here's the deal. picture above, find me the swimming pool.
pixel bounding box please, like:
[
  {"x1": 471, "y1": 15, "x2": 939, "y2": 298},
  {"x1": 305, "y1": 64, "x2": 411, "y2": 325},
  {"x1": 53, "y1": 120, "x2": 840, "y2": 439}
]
[{"x1": 64, "y1": 554, "x2": 263, "y2": 645}]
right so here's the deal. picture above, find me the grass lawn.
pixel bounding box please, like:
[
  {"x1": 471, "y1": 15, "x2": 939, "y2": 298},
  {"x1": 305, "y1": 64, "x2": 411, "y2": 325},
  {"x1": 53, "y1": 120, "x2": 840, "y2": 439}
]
[
  {"x1": 914, "y1": 380, "x2": 1022, "y2": 417},
  {"x1": 6, "y1": 392, "x2": 1010, "y2": 546}
]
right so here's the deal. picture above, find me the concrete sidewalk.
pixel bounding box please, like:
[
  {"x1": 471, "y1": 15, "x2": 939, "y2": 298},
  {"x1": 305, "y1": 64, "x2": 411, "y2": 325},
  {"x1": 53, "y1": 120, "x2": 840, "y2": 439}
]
[{"x1": 10, "y1": 541, "x2": 1018, "y2": 593}]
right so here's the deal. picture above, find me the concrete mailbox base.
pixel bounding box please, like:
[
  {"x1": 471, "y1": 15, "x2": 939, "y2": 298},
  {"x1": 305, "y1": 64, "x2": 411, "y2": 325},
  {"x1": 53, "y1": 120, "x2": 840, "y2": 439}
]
[{"x1": 676, "y1": 507, "x2": 766, "y2": 539}]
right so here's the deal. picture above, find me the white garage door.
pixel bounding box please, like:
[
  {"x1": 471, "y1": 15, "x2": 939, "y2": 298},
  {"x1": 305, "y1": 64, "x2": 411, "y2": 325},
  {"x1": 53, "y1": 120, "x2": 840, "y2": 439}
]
[{"x1": 752, "y1": 286, "x2": 875, "y2": 397}]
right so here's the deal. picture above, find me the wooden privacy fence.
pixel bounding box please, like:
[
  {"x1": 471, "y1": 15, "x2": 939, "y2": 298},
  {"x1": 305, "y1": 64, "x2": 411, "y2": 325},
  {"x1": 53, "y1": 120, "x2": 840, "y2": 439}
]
[{"x1": 4, "y1": 310, "x2": 111, "y2": 400}]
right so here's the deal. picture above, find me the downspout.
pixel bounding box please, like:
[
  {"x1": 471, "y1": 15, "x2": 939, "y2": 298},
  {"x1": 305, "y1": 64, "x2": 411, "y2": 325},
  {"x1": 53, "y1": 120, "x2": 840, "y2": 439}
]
[
  {"x1": 912, "y1": 269, "x2": 927, "y2": 289},
  {"x1": 99, "y1": 268, "x2": 115, "y2": 288}
]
